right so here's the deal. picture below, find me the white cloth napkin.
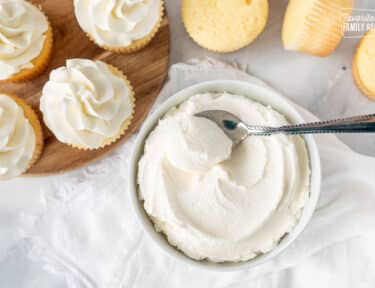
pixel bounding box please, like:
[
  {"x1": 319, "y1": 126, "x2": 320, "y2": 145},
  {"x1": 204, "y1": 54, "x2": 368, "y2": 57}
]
[{"x1": 19, "y1": 58, "x2": 375, "y2": 288}]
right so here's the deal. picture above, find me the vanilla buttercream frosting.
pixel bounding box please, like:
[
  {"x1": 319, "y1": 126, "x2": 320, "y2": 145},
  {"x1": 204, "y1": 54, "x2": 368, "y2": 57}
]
[
  {"x1": 0, "y1": 0, "x2": 48, "y2": 80},
  {"x1": 0, "y1": 94, "x2": 36, "y2": 180},
  {"x1": 138, "y1": 92, "x2": 311, "y2": 262},
  {"x1": 73, "y1": 0, "x2": 161, "y2": 47},
  {"x1": 40, "y1": 59, "x2": 133, "y2": 149}
]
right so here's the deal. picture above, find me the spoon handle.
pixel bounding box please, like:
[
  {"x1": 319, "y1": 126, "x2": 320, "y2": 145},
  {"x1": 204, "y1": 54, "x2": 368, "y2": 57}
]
[{"x1": 264, "y1": 114, "x2": 375, "y2": 135}]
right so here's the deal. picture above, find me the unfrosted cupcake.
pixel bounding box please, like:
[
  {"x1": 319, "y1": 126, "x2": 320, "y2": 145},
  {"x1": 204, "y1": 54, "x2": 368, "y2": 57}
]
[
  {"x1": 353, "y1": 28, "x2": 375, "y2": 100},
  {"x1": 0, "y1": 0, "x2": 53, "y2": 82},
  {"x1": 0, "y1": 93, "x2": 43, "y2": 180},
  {"x1": 73, "y1": 0, "x2": 163, "y2": 53},
  {"x1": 40, "y1": 59, "x2": 135, "y2": 150},
  {"x1": 282, "y1": 0, "x2": 353, "y2": 57},
  {"x1": 182, "y1": 0, "x2": 268, "y2": 53}
]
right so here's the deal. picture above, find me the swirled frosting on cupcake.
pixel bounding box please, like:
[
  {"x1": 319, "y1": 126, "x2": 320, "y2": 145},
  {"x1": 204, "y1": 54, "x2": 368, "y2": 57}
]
[
  {"x1": 0, "y1": 0, "x2": 48, "y2": 80},
  {"x1": 40, "y1": 59, "x2": 134, "y2": 149},
  {"x1": 138, "y1": 92, "x2": 310, "y2": 262},
  {"x1": 0, "y1": 94, "x2": 36, "y2": 179},
  {"x1": 73, "y1": 0, "x2": 161, "y2": 47}
]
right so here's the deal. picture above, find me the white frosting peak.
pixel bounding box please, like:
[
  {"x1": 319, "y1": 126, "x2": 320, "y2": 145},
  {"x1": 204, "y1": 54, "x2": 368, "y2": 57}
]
[
  {"x1": 0, "y1": 94, "x2": 36, "y2": 180},
  {"x1": 40, "y1": 59, "x2": 133, "y2": 149},
  {"x1": 138, "y1": 93, "x2": 310, "y2": 262},
  {"x1": 74, "y1": 0, "x2": 161, "y2": 47},
  {"x1": 0, "y1": 0, "x2": 48, "y2": 80}
]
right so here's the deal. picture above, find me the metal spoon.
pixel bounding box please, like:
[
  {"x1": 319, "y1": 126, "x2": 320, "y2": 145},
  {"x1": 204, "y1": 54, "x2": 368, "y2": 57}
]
[{"x1": 195, "y1": 110, "x2": 375, "y2": 146}]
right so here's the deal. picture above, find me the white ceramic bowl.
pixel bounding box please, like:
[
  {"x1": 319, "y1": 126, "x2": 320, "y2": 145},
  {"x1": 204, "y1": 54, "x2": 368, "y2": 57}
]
[{"x1": 129, "y1": 80, "x2": 321, "y2": 271}]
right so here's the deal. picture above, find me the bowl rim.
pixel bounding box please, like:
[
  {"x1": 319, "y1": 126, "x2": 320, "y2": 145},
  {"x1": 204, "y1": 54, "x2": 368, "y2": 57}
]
[{"x1": 129, "y1": 80, "x2": 321, "y2": 271}]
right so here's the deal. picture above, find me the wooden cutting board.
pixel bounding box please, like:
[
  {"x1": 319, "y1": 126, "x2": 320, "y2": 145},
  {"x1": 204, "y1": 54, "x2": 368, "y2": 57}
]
[{"x1": 0, "y1": 0, "x2": 170, "y2": 175}]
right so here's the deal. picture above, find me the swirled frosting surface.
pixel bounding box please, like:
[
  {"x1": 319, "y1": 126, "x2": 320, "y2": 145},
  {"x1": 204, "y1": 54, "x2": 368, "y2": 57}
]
[
  {"x1": 40, "y1": 59, "x2": 133, "y2": 149},
  {"x1": 0, "y1": 94, "x2": 35, "y2": 179},
  {"x1": 0, "y1": 0, "x2": 48, "y2": 80},
  {"x1": 73, "y1": 0, "x2": 160, "y2": 47},
  {"x1": 138, "y1": 92, "x2": 310, "y2": 262}
]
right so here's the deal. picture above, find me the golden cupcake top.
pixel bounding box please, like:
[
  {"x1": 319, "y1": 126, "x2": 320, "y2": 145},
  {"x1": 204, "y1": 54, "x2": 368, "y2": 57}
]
[
  {"x1": 40, "y1": 59, "x2": 134, "y2": 149},
  {"x1": 182, "y1": 0, "x2": 268, "y2": 53},
  {"x1": 0, "y1": 94, "x2": 37, "y2": 180},
  {"x1": 353, "y1": 28, "x2": 375, "y2": 100},
  {"x1": 0, "y1": 0, "x2": 49, "y2": 80}
]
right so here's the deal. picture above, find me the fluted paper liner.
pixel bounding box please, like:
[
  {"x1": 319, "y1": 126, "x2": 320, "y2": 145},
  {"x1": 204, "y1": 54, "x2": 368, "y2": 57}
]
[
  {"x1": 1, "y1": 94, "x2": 44, "y2": 178},
  {"x1": 282, "y1": 0, "x2": 353, "y2": 57},
  {"x1": 4, "y1": 4, "x2": 53, "y2": 82}
]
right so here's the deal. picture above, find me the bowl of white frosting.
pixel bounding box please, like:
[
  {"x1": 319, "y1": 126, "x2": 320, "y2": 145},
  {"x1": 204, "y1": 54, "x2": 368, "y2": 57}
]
[{"x1": 129, "y1": 80, "x2": 321, "y2": 270}]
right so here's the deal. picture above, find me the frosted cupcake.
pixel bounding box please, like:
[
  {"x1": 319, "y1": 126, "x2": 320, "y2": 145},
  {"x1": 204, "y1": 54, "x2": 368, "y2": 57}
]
[
  {"x1": 0, "y1": 94, "x2": 43, "y2": 180},
  {"x1": 40, "y1": 59, "x2": 135, "y2": 150},
  {"x1": 73, "y1": 0, "x2": 163, "y2": 53},
  {"x1": 0, "y1": 0, "x2": 53, "y2": 82}
]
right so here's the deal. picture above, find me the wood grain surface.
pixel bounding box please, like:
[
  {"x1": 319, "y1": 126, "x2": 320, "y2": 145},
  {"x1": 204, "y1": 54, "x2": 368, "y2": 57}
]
[{"x1": 0, "y1": 0, "x2": 170, "y2": 175}]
